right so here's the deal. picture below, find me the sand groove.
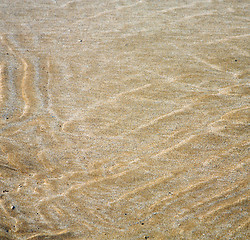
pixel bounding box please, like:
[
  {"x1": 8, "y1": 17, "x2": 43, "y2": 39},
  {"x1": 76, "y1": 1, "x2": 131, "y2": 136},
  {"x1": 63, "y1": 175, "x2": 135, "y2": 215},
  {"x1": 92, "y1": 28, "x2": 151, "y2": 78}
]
[{"x1": 0, "y1": 63, "x2": 7, "y2": 108}]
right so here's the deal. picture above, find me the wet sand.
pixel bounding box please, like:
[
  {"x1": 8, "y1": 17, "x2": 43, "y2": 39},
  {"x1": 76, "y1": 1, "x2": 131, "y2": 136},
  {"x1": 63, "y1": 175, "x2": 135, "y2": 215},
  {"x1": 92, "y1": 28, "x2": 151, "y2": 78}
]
[{"x1": 0, "y1": 0, "x2": 249, "y2": 239}]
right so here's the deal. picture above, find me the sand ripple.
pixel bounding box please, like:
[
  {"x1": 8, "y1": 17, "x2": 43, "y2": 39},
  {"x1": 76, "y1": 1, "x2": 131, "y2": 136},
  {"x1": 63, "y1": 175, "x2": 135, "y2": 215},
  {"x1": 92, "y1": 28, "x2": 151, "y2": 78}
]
[{"x1": 0, "y1": 0, "x2": 249, "y2": 239}]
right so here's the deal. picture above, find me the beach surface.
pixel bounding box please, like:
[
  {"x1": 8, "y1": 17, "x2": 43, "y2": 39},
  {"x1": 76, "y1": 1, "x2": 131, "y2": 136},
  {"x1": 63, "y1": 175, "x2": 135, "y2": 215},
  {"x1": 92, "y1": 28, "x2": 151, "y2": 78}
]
[{"x1": 0, "y1": 0, "x2": 249, "y2": 239}]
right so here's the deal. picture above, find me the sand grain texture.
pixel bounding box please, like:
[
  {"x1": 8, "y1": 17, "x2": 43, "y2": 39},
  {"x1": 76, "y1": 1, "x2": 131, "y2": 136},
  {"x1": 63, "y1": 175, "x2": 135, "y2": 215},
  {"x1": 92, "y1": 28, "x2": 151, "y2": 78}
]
[{"x1": 0, "y1": 0, "x2": 249, "y2": 239}]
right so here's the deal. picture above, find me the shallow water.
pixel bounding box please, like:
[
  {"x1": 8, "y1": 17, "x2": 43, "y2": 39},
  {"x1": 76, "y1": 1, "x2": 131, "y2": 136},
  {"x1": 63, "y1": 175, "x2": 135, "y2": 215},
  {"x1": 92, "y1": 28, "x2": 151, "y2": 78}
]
[{"x1": 0, "y1": 0, "x2": 249, "y2": 239}]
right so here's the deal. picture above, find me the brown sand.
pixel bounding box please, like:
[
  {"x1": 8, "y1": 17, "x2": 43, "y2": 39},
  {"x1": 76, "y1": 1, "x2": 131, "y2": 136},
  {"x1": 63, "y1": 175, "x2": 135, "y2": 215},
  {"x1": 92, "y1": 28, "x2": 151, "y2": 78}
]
[{"x1": 0, "y1": 0, "x2": 249, "y2": 239}]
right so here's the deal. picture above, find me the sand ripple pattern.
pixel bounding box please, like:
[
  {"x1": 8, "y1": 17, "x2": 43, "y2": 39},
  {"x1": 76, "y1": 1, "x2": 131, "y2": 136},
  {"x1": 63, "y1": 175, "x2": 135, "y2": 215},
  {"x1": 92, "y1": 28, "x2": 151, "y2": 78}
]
[{"x1": 0, "y1": 0, "x2": 249, "y2": 239}]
